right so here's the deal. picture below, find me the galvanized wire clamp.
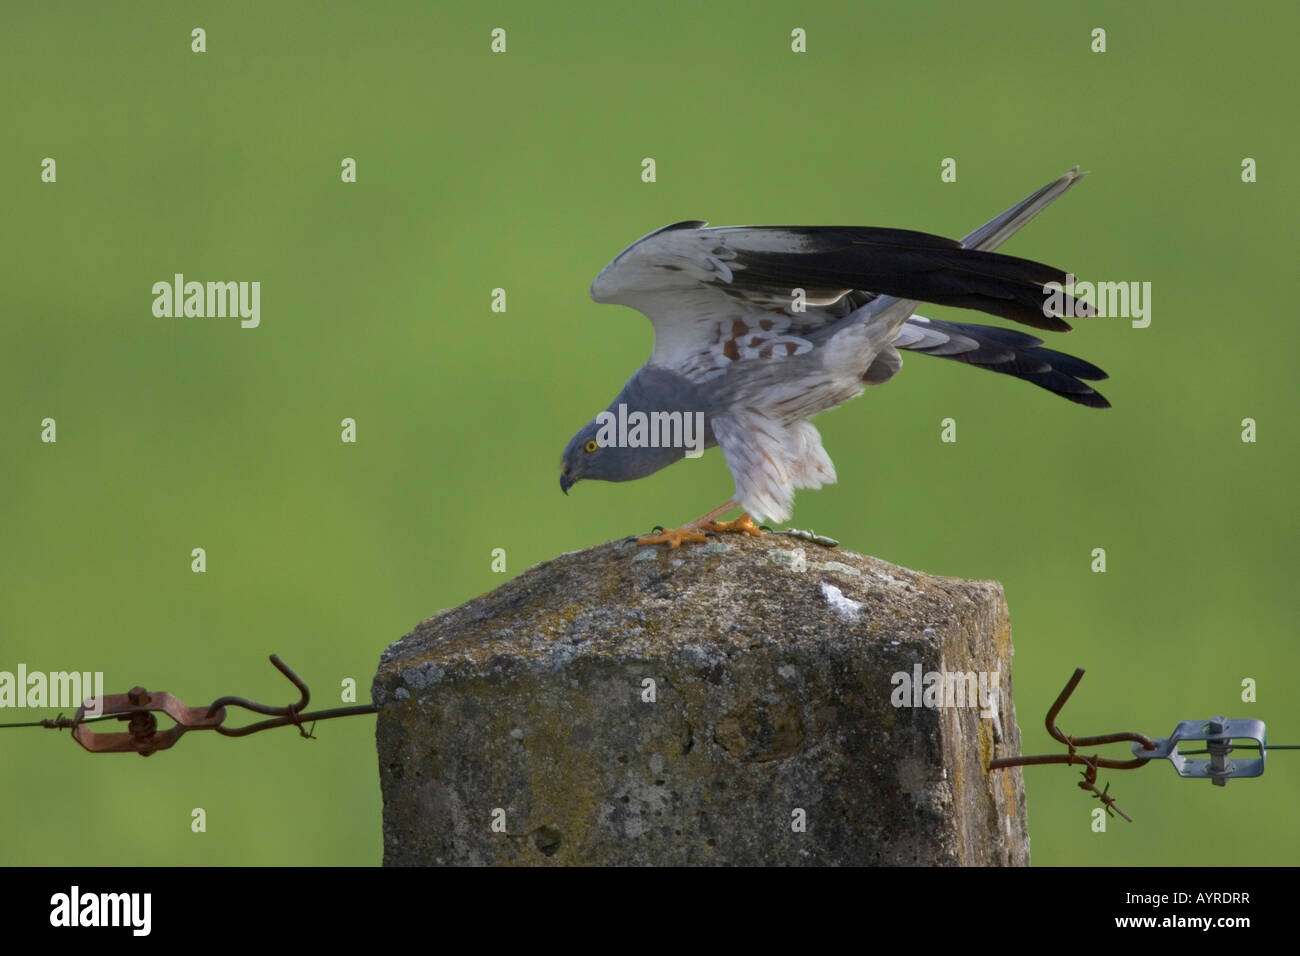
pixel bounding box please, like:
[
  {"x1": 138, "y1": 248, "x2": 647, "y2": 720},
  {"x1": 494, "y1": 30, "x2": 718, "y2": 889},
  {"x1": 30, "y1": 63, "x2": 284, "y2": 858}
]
[{"x1": 1136, "y1": 717, "x2": 1267, "y2": 786}]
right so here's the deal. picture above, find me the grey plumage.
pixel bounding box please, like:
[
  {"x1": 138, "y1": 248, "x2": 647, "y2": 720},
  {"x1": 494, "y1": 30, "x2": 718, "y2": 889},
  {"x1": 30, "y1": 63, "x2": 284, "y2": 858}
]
[{"x1": 560, "y1": 169, "x2": 1107, "y2": 522}]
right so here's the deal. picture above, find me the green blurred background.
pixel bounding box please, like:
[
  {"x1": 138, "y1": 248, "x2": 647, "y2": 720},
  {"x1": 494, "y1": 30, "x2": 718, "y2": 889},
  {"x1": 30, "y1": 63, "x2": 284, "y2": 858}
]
[{"x1": 2, "y1": 1, "x2": 1296, "y2": 866}]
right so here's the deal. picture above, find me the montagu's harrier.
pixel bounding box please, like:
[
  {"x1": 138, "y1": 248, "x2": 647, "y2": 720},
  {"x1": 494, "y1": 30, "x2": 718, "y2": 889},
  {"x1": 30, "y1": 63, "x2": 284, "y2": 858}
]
[{"x1": 560, "y1": 169, "x2": 1105, "y2": 547}]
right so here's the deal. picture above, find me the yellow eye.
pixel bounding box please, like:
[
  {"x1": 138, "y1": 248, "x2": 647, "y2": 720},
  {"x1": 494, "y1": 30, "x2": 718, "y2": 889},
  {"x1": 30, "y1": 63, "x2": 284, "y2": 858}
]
[{"x1": 583, "y1": 439, "x2": 598, "y2": 453}]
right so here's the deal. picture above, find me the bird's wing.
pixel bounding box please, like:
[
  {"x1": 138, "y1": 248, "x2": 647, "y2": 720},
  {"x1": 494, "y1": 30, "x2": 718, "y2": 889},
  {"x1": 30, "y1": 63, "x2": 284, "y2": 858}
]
[
  {"x1": 837, "y1": 167, "x2": 1089, "y2": 324},
  {"x1": 821, "y1": 167, "x2": 1094, "y2": 377},
  {"x1": 589, "y1": 218, "x2": 1092, "y2": 377}
]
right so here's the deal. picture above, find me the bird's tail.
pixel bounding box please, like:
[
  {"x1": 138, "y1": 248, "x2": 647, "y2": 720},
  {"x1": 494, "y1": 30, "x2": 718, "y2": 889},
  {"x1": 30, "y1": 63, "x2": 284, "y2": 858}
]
[
  {"x1": 891, "y1": 315, "x2": 1109, "y2": 408},
  {"x1": 896, "y1": 168, "x2": 1108, "y2": 407},
  {"x1": 959, "y1": 167, "x2": 1087, "y2": 253}
]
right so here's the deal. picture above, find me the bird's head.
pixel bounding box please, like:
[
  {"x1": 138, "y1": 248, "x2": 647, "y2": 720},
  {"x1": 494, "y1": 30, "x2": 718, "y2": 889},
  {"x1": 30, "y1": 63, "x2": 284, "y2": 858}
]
[
  {"x1": 558, "y1": 421, "x2": 599, "y2": 494},
  {"x1": 559, "y1": 414, "x2": 688, "y2": 494},
  {"x1": 559, "y1": 419, "x2": 626, "y2": 494}
]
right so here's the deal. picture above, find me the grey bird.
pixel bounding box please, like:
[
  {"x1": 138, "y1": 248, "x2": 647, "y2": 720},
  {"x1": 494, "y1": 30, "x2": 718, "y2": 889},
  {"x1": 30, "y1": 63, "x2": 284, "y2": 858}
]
[{"x1": 560, "y1": 169, "x2": 1106, "y2": 547}]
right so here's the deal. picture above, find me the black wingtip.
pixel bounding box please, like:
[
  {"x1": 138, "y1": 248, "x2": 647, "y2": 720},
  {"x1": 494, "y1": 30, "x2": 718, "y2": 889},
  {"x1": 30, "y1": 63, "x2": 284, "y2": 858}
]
[{"x1": 1066, "y1": 389, "x2": 1111, "y2": 409}]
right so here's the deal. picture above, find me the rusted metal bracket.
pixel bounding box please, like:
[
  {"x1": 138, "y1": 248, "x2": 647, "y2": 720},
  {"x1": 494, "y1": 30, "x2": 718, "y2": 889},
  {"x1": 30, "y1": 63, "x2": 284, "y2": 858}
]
[{"x1": 37, "y1": 655, "x2": 376, "y2": 756}]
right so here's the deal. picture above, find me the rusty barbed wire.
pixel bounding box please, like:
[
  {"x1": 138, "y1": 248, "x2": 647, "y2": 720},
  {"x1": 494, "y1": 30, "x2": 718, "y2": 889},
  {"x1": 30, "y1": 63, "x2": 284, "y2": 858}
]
[
  {"x1": 988, "y1": 667, "x2": 1154, "y2": 821},
  {"x1": 0, "y1": 654, "x2": 376, "y2": 756},
  {"x1": 988, "y1": 667, "x2": 1294, "y2": 821}
]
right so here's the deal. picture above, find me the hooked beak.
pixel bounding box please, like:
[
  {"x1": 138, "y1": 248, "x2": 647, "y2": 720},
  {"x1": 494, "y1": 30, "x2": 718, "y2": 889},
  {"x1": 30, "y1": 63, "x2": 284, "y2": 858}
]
[{"x1": 560, "y1": 472, "x2": 574, "y2": 495}]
